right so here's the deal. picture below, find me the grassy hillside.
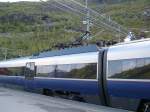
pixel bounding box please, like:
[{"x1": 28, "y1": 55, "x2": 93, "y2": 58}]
[{"x1": 0, "y1": 0, "x2": 149, "y2": 60}]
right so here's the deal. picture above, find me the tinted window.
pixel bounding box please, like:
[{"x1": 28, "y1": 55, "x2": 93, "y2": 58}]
[
  {"x1": 36, "y1": 65, "x2": 56, "y2": 77},
  {"x1": 122, "y1": 59, "x2": 136, "y2": 71},
  {"x1": 145, "y1": 59, "x2": 150, "y2": 65},
  {"x1": 56, "y1": 63, "x2": 97, "y2": 79},
  {"x1": 136, "y1": 59, "x2": 145, "y2": 67},
  {"x1": 36, "y1": 63, "x2": 97, "y2": 79},
  {"x1": 108, "y1": 61, "x2": 122, "y2": 78},
  {"x1": 0, "y1": 67, "x2": 25, "y2": 76},
  {"x1": 108, "y1": 58, "x2": 150, "y2": 79}
]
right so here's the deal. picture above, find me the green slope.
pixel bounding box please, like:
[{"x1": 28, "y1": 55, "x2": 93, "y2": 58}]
[{"x1": 0, "y1": 0, "x2": 149, "y2": 60}]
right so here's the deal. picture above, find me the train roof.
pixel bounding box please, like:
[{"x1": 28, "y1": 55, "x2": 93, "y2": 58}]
[
  {"x1": 0, "y1": 57, "x2": 31, "y2": 68},
  {"x1": 32, "y1": 44, "x2": 99, "y2": 59},
  {"x1": 108, "y1": 38, "x2": 150, "y2": 61},
  {"x1": 114, "y1": 38, "x2": 150, "y2": 46},
  {"x1": 0, "y1": 45, "x2": 100, "y2": 67}
]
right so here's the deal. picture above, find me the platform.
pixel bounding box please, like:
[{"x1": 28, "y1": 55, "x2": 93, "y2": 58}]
[{"x1": 0, "y1": 87, "x2": 131, "y2": 112}]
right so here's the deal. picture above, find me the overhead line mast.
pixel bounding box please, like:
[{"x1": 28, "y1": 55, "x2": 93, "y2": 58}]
[
  {"x1": 82, "y1": 0, "x2": 92, "y2": 41},
  {"x1": 85, "y1": 0, "x2": 90, "y2": 40}
]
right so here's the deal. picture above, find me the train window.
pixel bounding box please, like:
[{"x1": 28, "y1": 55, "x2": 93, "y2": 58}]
[
  {"x1": 36, "y1": 63, "x2": 97, "y2": 79},
  {"x1": 145, "y1": 58, "x2": 150, "y2": 65},
  {"x1": 108, "y1": 58, "x2": 150, "y2": 79},
  {"x1": 36, "y1": 65, "x2": 56, "y2": 77},
  {"x1": 136, "y1": 59, "x2": 145, "y2": 67},
  {"x1": 0, "y1": 67, "x2": 25, "y2": 76},
  {"x1": 122, "y1": 60, "x2": 136, "y2": 71},
  {"x1": 138, "y1": 58, "x2": 150, "y2": 79},
  {"x1": 56, "y1": 63, "x2": 97, "y2": 79},
  {"x1": 107, "y1": 61, "x2": 122, "y2": 78}
]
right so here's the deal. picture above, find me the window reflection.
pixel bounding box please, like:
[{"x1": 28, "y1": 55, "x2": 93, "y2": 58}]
[
  {"x1": 108, "y1": 61, "x2": 122, "y2": 77},
  {"x1": 0, "y1": 67, "x2": 25, "y2": 76},
  {"x1": 145, "y1": 59, "x2": 150, "y2": 65},
  {"x1": 36, "y1": 63, "x2": 97, "y2": 79},
  {"x1": 122, "y1": 60, "x2": 136, "y2": 71},
  {"x1": 108, "y1": 58, "x2": 150, "y2": 79},
  {"x1": 136, "y1": 59, "x2": 145, "y2": 67}
]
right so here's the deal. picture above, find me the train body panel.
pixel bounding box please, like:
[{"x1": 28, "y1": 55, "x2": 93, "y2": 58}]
[
  {"x1": 34, "y1": 52, "x2": 98, "y2": 66},
  {"x1": 0, "y1": 57, "x2": 31, "y2": 68},
  {"x1": 107, "y1": 39, "x2": 150, "y2": 61},
  {"x1": 0, "y1": 75, "x2": 101, "y2": 104},
  {"x1": 0, "y1": 76, "x2": 99, "y2": 95},
  {"x1": 107, "y1": 39, "x2": 150, "y2": 111},
  {"x1": 108, "y1": 79, "x2": 150, "y2": 99},
  {"x1": 34, "y1": 78, "x2": 99, "y2": 95}
]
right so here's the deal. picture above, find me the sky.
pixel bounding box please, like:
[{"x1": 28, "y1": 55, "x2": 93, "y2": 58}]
[{"x1": 0, "y1": 0, "x2": 47, "y2": 2}]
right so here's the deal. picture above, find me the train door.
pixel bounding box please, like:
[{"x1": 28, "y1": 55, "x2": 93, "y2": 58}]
[
  {"x1": 25, "y1": 62, "x2": 36, "y2": 80},
  {"x1": 24, "y1": 62, "x2": 36, "y2": 90}
]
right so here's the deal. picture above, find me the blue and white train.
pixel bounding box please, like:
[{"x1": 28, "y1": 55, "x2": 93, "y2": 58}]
[{"x1": 0, "y1": 38, "x2": 150, "y2": 112}]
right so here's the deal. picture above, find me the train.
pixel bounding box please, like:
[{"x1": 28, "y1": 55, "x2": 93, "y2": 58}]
[{"x1": 0, "y1": 38, "x2": 150, "y2": 112}]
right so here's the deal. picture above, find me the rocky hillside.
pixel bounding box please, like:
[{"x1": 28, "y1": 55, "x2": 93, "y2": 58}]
[{"x1": 0, "y1": 0, "x2": 149, "y2": 59}]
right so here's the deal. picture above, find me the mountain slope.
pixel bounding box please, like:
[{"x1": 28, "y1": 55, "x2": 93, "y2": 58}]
[{"x1": 0, "y1": 0, "x2": 149, "y2": 59}]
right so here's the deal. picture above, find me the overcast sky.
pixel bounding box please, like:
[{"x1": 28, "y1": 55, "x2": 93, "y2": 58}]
[{"x1": 0, "y1": 0, "x2": 47, "y2": 2}]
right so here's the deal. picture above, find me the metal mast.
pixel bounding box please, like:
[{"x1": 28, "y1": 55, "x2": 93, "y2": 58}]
[
  {"x1": 83, "y1": 0, "x2": 91, "y2": 40},
  {"x1": 86, "y1": 0, "x2": 90, "y2": 32}
]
